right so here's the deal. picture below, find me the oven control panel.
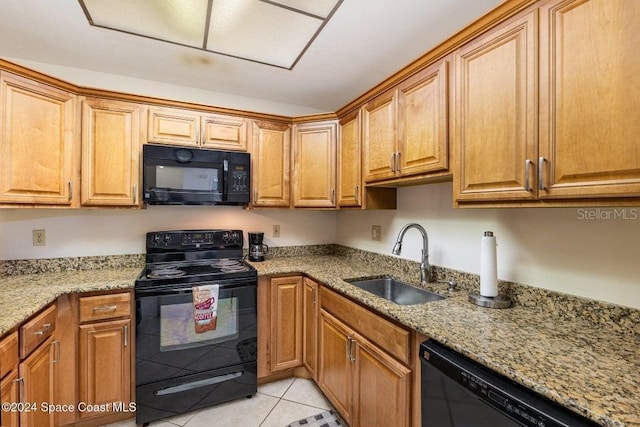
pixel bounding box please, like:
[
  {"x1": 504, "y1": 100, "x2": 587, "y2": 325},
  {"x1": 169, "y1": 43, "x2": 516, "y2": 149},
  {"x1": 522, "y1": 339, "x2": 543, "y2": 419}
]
[{"x1": 147, "y1": 230, "x2": 243, "y2": 249}]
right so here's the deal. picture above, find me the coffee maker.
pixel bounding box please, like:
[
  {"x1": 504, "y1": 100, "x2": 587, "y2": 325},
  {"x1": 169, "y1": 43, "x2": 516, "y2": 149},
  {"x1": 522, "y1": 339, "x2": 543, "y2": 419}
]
[{"x1": 248, "y1": 232, "x2": 269, "y2": 262}]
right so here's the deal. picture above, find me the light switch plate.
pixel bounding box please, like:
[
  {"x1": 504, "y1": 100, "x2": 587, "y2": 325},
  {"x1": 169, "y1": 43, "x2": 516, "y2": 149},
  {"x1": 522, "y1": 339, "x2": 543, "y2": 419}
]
[{"x1": 273, "y1": 224, "x2": 280, "y2": 238}]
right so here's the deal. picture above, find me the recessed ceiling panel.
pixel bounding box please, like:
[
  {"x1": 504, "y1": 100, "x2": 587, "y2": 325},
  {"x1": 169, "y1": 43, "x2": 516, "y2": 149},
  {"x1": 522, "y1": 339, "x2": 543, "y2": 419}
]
[
  {"x1": 207, "y1": 0, "x2": 322, "y2": 68},
  {"x1": 265, "y1": 0, "x2": 340, "y2": 18},
  {"x1": 82, "y1": 0, "x2": 209, "y2": 47}
]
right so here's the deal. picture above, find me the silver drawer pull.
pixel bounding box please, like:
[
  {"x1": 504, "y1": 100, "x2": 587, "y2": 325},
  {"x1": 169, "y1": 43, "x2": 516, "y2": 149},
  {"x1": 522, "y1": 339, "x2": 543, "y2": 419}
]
[
  {"x1": 33, "y1": 323, "x2": 51, "y2": 336},
  {"x1": 93, "y1": 305, "x2": 118, "y2": 312}
]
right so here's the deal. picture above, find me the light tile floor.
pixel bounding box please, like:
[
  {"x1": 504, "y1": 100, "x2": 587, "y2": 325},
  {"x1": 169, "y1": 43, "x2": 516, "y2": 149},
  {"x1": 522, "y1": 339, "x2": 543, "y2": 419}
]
[{"x1": 102, "y1": 378, "x2": 334, "y2": 427}]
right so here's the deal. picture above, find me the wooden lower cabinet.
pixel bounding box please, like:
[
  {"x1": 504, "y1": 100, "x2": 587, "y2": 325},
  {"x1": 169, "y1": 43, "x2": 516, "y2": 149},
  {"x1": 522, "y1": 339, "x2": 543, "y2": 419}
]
[
  {"x1": 78, "y1": 319, "x2": 131, "y2": 420},
  {"x1": 302, "y1": 278, "x2": 319, "y2": 379},
  {"x1": 77, "y1": 291, "x2": 132, "y2": 422},
  {"x1": 1, "y1": 369, "x2": 20, "y2": 427},
  {"x1": 319, "y1": 309, "x2": 410, "y2": 427},
  {"x1": 19, "y1": 336, "x2": 57, "y2": 427},
  {"x1": 258, "y1": 275, "x2": 304, "y2": 378}
]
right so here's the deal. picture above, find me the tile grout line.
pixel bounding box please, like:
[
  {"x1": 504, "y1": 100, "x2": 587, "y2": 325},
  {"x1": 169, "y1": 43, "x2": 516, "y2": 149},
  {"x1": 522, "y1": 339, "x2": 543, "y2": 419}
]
[{"x1": 258, "y1": 378, "x2": 298, "y2": 427}]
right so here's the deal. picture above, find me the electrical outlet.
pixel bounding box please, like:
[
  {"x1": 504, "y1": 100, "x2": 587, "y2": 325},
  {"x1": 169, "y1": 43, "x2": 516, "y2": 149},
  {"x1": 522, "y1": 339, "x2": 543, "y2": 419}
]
[
  {"x1": 371, "y1": 225, "x2": 382, "y2": 241},
  {"x1": 273, "y1": 224, "x2": 280, "y2": 238},
  {"x1": 33, "y1": 229, "x2": 46, "y2": 246}
]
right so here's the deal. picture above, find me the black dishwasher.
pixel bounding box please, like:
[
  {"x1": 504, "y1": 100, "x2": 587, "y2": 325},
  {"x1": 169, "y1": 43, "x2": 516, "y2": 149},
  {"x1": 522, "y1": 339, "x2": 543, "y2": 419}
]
[{"x1": 420, "y1": 340, "x2": 599, "y2": 427}]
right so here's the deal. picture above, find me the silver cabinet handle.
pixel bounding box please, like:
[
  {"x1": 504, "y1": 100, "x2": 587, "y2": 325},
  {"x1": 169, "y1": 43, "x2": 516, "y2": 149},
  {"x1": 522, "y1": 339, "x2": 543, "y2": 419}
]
[
  {"x1": 312, "y1": 288, "x2": 316, "y2": 305},
  {"x1": 15, "y1": 377, "x2": 24, "y2": 402},
  {"x1": 354, "y1": 185, "x2": 359, "y2": 204},
  {"x1": 51, "y1": 339, "x2": 60, "y2": 363},
  {"x1": 124, "y1": 324, "x2": 129, "y2": 347},
  {"x1": 349, "y1": 338, "x2": 356, "y2": 362},
  {"x1": 68, "y1": 182, "x2": 73, "y2": 201},
  {"x1": 133, "y1": 184, "x2": 137, "y2": 204},
  {"x1": 525, "y1": 159, "x2": 533, "y2": 192},
  {"x1": 331, "y1": 188, "x2": 335, "y2": 205},
  {"x1": 346, "y1": 337, "x2": 351, "y2": 361},
  {"x1": 538, "y1": 157, "x2": 546, "y2": 190},
  {"x1": 253, "y1": 188, "x2": 258, "y2": 203},
  {"x1": 389, "y1": 153, "x2": 396, "y2": 172},
  {"x1": 33, "y1": 323, "x2": 52, "y2": 336},
  {"x1": 93, "y1": 305, "x2": 117, "y2": 312},
  {"x1": 396, "y1": 151, "x2": 401, "y2": 173}
]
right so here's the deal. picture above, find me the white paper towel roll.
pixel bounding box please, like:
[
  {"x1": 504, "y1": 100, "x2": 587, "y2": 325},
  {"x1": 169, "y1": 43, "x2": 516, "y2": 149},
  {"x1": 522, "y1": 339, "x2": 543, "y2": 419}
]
[{"x1": 480, "y1": 231, "x2": 498, "y2": 297}]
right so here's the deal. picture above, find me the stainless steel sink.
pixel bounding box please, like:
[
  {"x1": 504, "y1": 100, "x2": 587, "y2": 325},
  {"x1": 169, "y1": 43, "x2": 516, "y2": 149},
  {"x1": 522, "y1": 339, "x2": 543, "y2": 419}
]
[{"x1": 345, "y1": 276, "x2": 446, "y2": 305}]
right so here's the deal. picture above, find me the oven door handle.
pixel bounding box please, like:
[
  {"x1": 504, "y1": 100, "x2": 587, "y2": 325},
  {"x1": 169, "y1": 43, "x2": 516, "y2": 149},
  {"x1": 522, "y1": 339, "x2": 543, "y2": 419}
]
[{"x1": 135, "y1": 279, "x2": 257, "y2": 297}]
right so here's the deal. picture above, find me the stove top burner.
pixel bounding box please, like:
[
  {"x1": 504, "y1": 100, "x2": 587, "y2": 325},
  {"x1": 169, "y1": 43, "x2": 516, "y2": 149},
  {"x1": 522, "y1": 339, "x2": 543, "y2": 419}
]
[{"x1": 147, "y1": 267, "x2": 187, "y2": 279}]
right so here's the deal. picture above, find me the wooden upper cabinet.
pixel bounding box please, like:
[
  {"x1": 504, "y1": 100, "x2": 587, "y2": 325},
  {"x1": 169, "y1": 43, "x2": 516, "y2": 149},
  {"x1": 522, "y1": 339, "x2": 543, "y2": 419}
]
[
  {"x1": 81, "y1": 98, "x2": 143, "y2": 207},
  {"x1": 338, "y1": 110, "x2": 362, "y2": 207},
  {"x1": 364, "y1": 58, "x2": 450, "y2": 184},
  {"x1": 0, "y1": 72, "x2": 76, "y2": 205},
  {"x1": 453, "y1": 10, "x2": 537, "y2": 203},
  {"x1": 201, "y1": 114, "x2": 249, "y2": 151},
  {"x1": 539, "y1": 0, "x2": 640, "y2": 198},
  {"x1": 148, "y1": 106, "x2": 248, "y2": 151},
  {"x1": 397, "y1": 60, "x2": 449, "y2": 177},
  {"x1": 292, "y1": 121, "x2": 337, "y2": 208},
  {"x1": 148, "y1": 106, "x2": 200, "y2": 146},
  {"x1": 363, "y1": 89, "x2": 396, "y2": 183},
  {"x1": 252, "y1": 120, "x2": 291, "y2": 207}
]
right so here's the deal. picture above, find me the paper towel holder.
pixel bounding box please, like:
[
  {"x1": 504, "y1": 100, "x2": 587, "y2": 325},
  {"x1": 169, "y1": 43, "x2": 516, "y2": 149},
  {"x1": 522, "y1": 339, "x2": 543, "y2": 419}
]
[{"x1": 469, "y1": 230, "x2": 512, "y2": 308}]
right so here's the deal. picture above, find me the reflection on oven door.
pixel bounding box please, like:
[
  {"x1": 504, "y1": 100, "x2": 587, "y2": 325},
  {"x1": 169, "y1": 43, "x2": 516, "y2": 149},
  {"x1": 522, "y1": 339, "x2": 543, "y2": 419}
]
[{"x1": 160, "y1": 297, "x2": 239, "y2": 351}]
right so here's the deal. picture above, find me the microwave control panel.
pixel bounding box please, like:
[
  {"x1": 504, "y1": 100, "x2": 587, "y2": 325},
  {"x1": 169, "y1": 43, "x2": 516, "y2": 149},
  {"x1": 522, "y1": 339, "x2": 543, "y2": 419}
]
[{"x1": 230, "y1": 166, "x2": 249, "y2": 193}]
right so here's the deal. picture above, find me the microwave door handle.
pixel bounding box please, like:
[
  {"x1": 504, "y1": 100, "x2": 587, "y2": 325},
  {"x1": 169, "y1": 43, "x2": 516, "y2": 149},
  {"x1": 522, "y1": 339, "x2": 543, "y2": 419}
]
[{"x1": 222, "y1": 160, "x2": 228, "y2": 201}]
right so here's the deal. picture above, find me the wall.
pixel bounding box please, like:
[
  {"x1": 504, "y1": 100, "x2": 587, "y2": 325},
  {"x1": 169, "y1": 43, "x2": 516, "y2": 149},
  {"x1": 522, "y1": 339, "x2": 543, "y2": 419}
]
[
  {"x1": 0, "y1": 207, "x2": 336, "y2": 260},
  {"x1": 336, "y1": 182, "x2": 640, "y2": 309}
]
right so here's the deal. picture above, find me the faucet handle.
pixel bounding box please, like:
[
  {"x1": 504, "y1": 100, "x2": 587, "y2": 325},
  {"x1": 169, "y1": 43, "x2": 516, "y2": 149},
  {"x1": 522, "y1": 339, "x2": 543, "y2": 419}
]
[{"x1": 437, "y1": 279, "x2": 457, "y2": 292}]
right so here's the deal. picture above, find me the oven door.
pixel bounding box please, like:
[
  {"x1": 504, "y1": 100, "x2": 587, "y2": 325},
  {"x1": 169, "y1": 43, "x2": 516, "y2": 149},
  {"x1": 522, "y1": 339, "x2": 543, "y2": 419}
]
[{"x1": 135, "y1": 278, "x2": 257, "y2": 386}]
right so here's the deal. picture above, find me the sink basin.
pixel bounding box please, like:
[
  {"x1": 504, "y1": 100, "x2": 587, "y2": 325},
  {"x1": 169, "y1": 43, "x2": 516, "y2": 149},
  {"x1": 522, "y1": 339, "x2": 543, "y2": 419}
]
[{"x1": 345, "y1": 276, "x2": 445, "y2": 305}]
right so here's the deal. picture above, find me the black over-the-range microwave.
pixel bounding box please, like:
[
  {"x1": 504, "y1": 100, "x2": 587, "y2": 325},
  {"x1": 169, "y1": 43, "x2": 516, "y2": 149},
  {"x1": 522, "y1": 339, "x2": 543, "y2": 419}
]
[{"x1": 143, "y1": 144, "x2": 251, "y2": 206}]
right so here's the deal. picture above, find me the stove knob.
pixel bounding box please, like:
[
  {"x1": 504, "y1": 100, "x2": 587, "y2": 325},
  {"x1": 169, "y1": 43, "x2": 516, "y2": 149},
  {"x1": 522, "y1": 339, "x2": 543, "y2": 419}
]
[
  {"x1": 163, "y1": 234, "x2": 171, "y2": 244},
  {"x1": 231, "y1": 231, "x2": 240, "y2": 243},
  {"x1": 222, "y1": 232, "x2": 231, "y2": 242},
  {"x1": 152, "y1": 234, "x2": 162, "y2": 244}
]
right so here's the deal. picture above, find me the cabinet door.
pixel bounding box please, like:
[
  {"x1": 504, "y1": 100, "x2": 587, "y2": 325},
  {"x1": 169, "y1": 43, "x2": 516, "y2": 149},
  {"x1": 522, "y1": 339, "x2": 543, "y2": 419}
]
[
  {"x1": 397, "y1": 60, "x2": 449, "y2": 177},
  {"x1": 363, "y1": 89, "x2": 397, "y2": 183},
  {"x1": 318, "y1": 310, "x2": 352, "y2": 425},
  {"x1": 0, "y1": 369, "x2": 20, "y2": 427},
  {"x1": 539, "y1": 0, "x2": 640, "y2": 198},
  {"x1": 337, "y1": 110, "x2": 362, "y2": 207},
  {"x1": 302, "y1": 278, "x2": 319, "y2": 379},
  {"x1": 148, "y1": 106, "x2": 200, "y2": 146},
  {"x1": 0, "y1": 72, "x2": 76, "y2": 205},
  {"x1": 201, "y1": 113, "x2": 248, "y2": 151},
  {"x1": 81, "y1": 98, "x2": 142, "y2": 206},
  {"x1": 453, "y1": 11, "x2": 537, "y2": 202},
  {"x1": 352, "y1": 337, "x2": 411, "y2": 427},
  {"x1": 78, "y1": 319, "x2": 131, "y2": 420},
  {"x1": 20, "y1": 337, "x2": 56, "y2": 427},
  {"x1": 252, "y1": 121, "x2": 291, "y2": 207},
  {"x1": 270, "y1": 276, "x2": 302, "y2": 371},
  {"x1": 293, "y1": 121, "x2": 337, "y2": 208}
]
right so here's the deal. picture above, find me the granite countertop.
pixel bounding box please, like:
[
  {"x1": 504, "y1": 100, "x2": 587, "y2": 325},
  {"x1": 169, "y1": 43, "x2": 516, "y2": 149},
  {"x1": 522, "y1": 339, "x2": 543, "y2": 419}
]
[
  {"x1": 248, "y1": 255, "x2": 640, "y2": 427},
  {"x1": 0, "y1": 267, "x2": 140, "y2": 336},
  {"x1": 0, "y1": 254, "x2": 638, "y2": 427}
]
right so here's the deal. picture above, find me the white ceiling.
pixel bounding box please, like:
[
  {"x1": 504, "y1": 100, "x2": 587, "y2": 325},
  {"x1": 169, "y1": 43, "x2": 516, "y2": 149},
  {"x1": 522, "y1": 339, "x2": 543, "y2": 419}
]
[{"x1": 0, "y1": 0, "x2": 503, "y2": 116}]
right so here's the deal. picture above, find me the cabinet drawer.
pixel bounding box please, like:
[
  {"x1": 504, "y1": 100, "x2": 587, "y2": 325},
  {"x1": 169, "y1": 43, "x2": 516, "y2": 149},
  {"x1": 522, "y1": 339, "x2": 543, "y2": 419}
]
[
  {"x1": 79, "y1": 292, "x2": 131, "y2": 322},
  {"x1": 19, "y1": 304, "x2": 57, "y2": 359},
  {"x1": 0, "y1": 331, "x2": 18, "y2": 379},
  {"x1": 320, "y1": 286, "x2": 410, "y2": 365}
]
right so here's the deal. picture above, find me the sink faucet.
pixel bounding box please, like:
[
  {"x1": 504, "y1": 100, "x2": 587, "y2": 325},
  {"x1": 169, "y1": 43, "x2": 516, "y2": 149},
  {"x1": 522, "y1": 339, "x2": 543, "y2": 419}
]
[{"x1": 392, "y1": 223, "x2": 430, "y2": 285}]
